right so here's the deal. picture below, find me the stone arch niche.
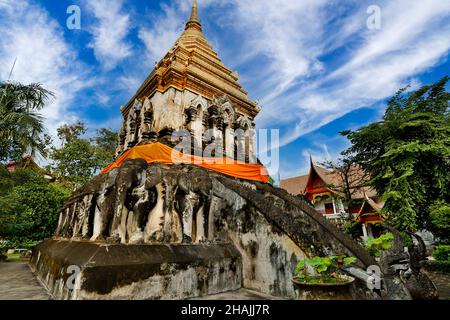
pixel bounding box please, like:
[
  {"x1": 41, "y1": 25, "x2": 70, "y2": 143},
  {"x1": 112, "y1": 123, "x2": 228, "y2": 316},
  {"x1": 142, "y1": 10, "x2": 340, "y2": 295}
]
[
  {"x1": 115, "y1": 124, "x2": 127, "y2": 157},
  {"x1": 216, "y1": 96, "x2": 236, "y2": 160},
  {"x1": 236, "y1": 115, "x2": 256, "y2": 163},
  {"x1": 185, "y1": 94, "x2": 208, "y2": 153},
  {"x1": 140, "y1": 97, "x2": 156, "y2": 143},
  {"x1": 123, "y1": 99, "x2": 143, "y2": 150},
  {"x1": 206, "y1": 100, "x2": 225, "y2": 158}
]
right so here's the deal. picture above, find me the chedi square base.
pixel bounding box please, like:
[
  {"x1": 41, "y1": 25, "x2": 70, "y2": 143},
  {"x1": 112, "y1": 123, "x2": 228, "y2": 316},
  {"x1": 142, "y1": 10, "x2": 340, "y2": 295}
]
[{"x1": 30, "y1": 161, "x2": 421, "y2": 300}]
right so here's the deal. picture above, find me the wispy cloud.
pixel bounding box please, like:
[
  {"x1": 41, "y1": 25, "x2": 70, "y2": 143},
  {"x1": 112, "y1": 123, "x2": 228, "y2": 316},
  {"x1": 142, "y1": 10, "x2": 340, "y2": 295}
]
[
  {"x1": 86, "y1": 0, "x2": 132, "y2": 70},
  {"x1": 138, "y1": 1, "x2": 187, "y2": 64},
  {"x1": 236, "y1": 0, "x2": 450, "y2": 147},
  {"x1": 147, "y1": 0, "x2": 446, "y2": 150},
  {"x1": 2, "y1": 0, "x2": 448, "y2": 172},
  {"x1": 0, "y1": 0, "x2": 90, "y2": 138}
]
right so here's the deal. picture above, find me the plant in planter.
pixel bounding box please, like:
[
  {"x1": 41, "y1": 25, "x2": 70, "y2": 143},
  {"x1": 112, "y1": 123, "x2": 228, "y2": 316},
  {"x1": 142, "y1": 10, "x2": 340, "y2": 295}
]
[
  {"x1": 293, "y1": 255, "x2": 356, "y2": 285},
  {"x1": 292, "y1": 255, "x2": 357, "y2": 300}
]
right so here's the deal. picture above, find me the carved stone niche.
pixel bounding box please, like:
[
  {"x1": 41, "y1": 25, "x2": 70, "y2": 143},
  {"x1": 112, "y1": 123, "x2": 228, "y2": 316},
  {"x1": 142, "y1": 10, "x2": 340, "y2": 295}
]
[
  {"x1": 185, "y1": 94, "x2": 208, "y2": 150},
  {"x1": 115, "y1": 125, "x2": 127, "y2": 156},
  {"x1": 123, "y1": 99, "x2": 143, "y2": 149},
  {"x1": 140, "y1": 98, "x2": 156, "y2": 142},
  {"x1": 234, "y1": 115, "x2": 256, "y2": 163},
  {"x1": 215, "y1": 96, "x2": 236, "y2": 159}
]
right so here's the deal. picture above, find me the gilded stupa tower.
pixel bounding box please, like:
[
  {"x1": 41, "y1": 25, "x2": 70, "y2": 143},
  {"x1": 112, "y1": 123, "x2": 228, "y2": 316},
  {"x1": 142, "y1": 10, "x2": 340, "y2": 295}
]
[{"x1": 116, "y1": 0, "x2": 260, "y2": 159}]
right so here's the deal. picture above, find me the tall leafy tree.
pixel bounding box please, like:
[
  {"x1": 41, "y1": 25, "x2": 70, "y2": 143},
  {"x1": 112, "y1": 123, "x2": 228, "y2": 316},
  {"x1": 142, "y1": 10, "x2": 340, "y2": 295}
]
[
  {"x1": 93, "y1": 128, "x2": 118, "y2": 169},
  {"x1": 50, "y1": 122, "x2": 117, "y2": 189},
  {"x1": 342, "y1": 77, "x2": 450, "y2": 236},
  {"x1": 0, "y1": 82, "x2": 54, "y2": 161}
]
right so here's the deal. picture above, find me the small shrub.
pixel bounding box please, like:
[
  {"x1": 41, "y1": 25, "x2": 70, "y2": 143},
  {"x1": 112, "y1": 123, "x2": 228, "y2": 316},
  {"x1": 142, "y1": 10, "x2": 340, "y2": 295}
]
[
  {"x1": 433, "y1": 245, "x2": 450, "y2": 262},
  {"x1": 426, "y1": 261, "x2": 450, "y2": 274},
  {"x1": 15, "y1": 240, "x2": 39, "y2": 251},
  {"x1": 0, "y1": 240, "x2": 13, "y2": 261},
  {"x1": 430, "y1": 202, "x2": 450, "y2": 243}
]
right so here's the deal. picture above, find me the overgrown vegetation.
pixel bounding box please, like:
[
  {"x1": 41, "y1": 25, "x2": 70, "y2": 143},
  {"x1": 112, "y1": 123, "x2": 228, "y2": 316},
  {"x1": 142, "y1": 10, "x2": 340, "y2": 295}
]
[
  {"x1": 0, "y1": 81, "x2": 118, "y2": 247},
  {"x1": 49, "y1": 122, "x2": 117, "y2": 189},
  {"x1": 341, "y1": 77, "x2": 450, "y2": 241},
  {"x1": 0, "y1": 167, "x2": 70, "y2": 243}
]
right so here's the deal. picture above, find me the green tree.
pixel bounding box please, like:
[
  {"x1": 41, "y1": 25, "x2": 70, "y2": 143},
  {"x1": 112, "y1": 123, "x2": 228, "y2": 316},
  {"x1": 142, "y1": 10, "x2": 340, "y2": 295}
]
[
  {"x1": 50, "y1": 122, "x2": 117, "y2": 188},
  {"x1": 321, "y1": 158, "x2": 370, "y2": 210},
  {"x1": 342, "y1": 77, "x2": 450, "y2": 236},
  {"x1": 93, "y1": 128, "x2": 117, "y2": 169},
  {"x1": 0, "y1": 168, "x2": 69, "y2": 242},
  {"x1": 0, "y1": 82, "x2": 54, "y2": 161},
  {"x1": 430, "y1": 201, "x2": 450, "y2": 244}
]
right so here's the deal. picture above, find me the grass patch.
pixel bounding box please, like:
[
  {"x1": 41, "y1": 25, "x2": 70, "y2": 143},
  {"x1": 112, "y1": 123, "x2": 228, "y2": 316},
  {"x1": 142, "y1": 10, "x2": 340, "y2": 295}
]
[
  {"x1": 6, "y1": 253, "x2": 22, "y2": 262},
  {"x1": 426, "y1": 260, "x2": 450, "y2": 274}
]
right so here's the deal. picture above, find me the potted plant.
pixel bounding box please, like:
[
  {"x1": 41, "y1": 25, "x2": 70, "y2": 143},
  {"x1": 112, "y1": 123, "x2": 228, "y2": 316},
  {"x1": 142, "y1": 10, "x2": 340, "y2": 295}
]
[{"x1": 292, "y1": 255, "x2": 356, "y2": 300}]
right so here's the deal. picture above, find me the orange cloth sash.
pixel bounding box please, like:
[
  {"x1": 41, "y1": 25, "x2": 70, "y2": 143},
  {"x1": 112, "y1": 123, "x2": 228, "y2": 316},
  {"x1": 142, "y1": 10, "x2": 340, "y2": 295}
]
[{"x1": 101, "y1": 142, "x2": 269, "y2": 183}]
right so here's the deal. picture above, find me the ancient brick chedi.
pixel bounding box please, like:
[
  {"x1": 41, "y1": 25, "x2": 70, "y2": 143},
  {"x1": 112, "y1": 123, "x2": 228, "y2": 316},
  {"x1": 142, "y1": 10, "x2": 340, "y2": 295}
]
[
  {"x1": 30, "y1": 1, "x2": 436, "y2": 300},
  {"x1": 115, "y1": 0, "x2": 258, "y2": 160}
]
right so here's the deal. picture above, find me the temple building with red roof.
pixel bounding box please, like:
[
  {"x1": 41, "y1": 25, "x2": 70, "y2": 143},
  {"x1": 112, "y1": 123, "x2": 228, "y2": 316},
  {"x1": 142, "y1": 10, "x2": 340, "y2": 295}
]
[
  {"x1": 5, "y1": 156, "x2": 55, "y2": 181},
  {"x1": 281, "y1": 158, "x2": 384, "y2": 238}
]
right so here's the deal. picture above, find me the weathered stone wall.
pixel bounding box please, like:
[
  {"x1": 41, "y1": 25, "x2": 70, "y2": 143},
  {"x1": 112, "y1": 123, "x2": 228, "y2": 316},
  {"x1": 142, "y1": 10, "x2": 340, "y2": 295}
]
[
  {"x1": 210, "y1": 179, "x2": 307, "y2": 298},
  {"x1": 30, "y1": 240, "x2": 242, "y2": 300}
]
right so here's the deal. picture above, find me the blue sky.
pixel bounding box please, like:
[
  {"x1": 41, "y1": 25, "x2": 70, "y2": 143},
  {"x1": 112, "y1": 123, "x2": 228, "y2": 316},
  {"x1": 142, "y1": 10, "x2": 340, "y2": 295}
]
[{"x1": 1, "y1": 0, "x2": 449, "y2": 179}]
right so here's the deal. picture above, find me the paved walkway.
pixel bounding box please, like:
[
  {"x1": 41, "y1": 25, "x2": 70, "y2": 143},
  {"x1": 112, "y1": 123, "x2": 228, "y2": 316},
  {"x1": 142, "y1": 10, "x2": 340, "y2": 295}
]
[{"x1": 0, "y1": 262, "x2": 49, "y2": 300}]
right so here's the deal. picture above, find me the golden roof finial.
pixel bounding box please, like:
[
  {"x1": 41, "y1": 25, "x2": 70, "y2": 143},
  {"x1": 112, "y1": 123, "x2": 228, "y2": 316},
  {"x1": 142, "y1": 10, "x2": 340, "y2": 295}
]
[{"x1": 185, "y1": 0, "x2": 202, "y2": 31}]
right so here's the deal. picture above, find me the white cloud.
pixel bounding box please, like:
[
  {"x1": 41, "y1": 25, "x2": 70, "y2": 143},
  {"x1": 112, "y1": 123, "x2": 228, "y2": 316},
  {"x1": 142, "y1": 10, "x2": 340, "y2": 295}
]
[
  {"x1": 138, "y1": 2, "x2": 186, "y2": 64},
  {"x1": 0, "y1": 0, "x2": 90, "y2": 140},
  {"x1": 236, "y1": 0, "x2": 450, "y2": 145},
  {"x1": 86, "y1": 0, "x2": 132, "y2": 70},
  {"x1": 134, "y1": 0, "x2": 450, "y2": 152}
]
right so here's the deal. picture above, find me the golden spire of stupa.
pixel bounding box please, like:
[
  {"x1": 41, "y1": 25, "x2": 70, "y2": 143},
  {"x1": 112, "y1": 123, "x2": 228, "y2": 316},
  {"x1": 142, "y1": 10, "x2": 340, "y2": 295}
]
[
  {"x1": 122, "y1": 0, "x2": 260, "y2": 119},
  {"x1": 185, "y1": 0, "x2": 202, "y2": 31}
]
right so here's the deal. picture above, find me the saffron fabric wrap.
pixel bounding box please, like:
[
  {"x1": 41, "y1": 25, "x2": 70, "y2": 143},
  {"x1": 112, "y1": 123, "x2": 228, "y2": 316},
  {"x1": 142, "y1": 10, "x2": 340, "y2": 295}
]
[{"x1": 101, "y1": 142, "x2": 270, "y2": 183}]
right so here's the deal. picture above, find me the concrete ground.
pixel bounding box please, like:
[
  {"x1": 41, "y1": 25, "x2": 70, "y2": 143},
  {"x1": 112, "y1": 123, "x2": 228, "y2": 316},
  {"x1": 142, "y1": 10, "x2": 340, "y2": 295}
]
[
  {"x1": 0, "y1": 262, "x2": 49, "y2": 300},
  {"x1": 0, "y1": 261, "x2": 447, "y2": 300}
]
